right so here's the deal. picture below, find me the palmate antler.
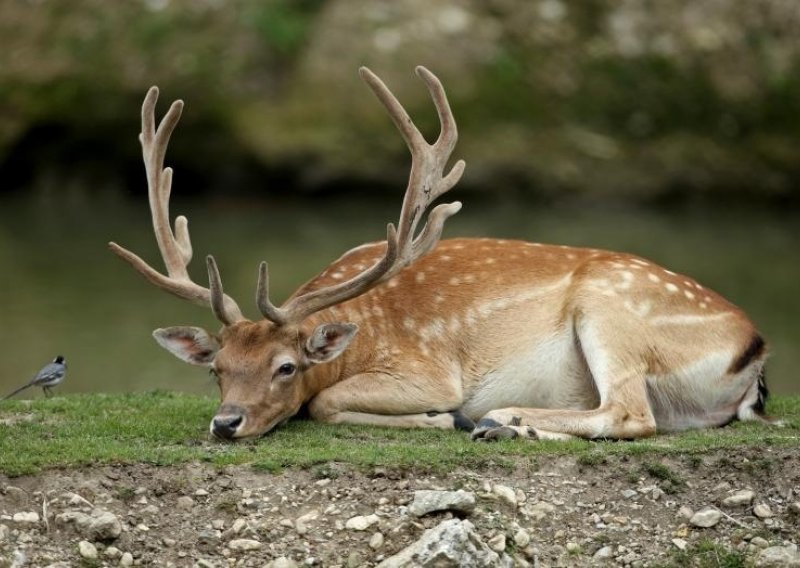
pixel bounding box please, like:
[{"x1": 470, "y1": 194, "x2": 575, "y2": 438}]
[
  {"x1": 110, "y1": 66, "x2": 464, "y2": 327},
  {"x1": 256, "y1": 66, "x2": 465, "y2": 325}
]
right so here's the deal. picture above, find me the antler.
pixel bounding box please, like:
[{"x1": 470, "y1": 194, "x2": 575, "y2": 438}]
[
  {"x1": 257, "y1": 66, "x2": 465, "y2": 325},
  {"x1": 108, "y1": 87, "x2": 245, "y2": 325}
]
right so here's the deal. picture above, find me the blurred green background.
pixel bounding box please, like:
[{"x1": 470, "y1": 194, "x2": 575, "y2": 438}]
[{"x1": 0, "y1": 0, "x2": 798, "y2": 396}]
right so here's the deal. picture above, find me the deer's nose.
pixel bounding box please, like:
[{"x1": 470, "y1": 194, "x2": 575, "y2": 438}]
[{"x1": 211, "y1": 412, "x2": 245, "y2": 439}]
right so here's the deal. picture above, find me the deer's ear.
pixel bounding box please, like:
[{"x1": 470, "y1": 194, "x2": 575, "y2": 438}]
[
  {"x1": 305, "y1": 323, "x2": 358, "y2": 364},
  {"x1": 153, "y1": 327, "x2": 220, "y2": 366}
]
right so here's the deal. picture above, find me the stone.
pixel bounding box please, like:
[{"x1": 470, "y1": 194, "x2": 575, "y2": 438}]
[
  {"x1": 566, "y1": 542, "x2": 581, "y2": 554},
  {"x1": 90, "y1": 510, "x2": 123, "y2": 540},
  {"x1": 377, "y1": 519, "x2": 513, "y2": 567},
  {"x1": 78, "y1": 540, "x2": 98, "y2": 560},
  {"x1": 751, "y1": 537, "x2": 770, "y2": 549},
  {"x1": 408, "y1": 490, "x2": 477, "y2": 517},
  {"x1": 120, "y1": 552, "x2": 134, "y2": 567},
  {"x1": 678, "y1": 506, "x2": 694, "y2": 520},
  {"x1": 513, "y1": 529, "x2": 530, "y2": 548},
  {"x1": 176, "y1": 496, "x2": 195, "y2": 510},
  {"x1": 722, "y1": 490, "x2": 755, "y2": 507},
  {"x1": 621, "y1": 489, "x2": 638, "y2": 499},
  {"x1": 369, "y1": 532, "x2": 385, "y2": 550},
  {"x1": 295, "y1": 510, "x2": 319, "y2": 534},
  {"x1": 526, "y1": 501, "x2": 555, "y2": 521},
  {"x1": 345, "y1": 514, "x2": 379, "y2": 531},
  {"x1": 266, "y1": 558, "x2": 299, "y2": 568},
  {"x1": 756, "y1": 545, "x2": 800, "y2": 567},
  {"x1": 228, "y1": 538, "x2": 263, "y2": 551},
  {"x1": 12, "y1": 512, "x2": 39, "y2": 524},
  {"x1": 690, "y1": 507, "x2": 722, "y2": 528},
  {"x1": 753, "y1": 504, "x2": 774, "y2": 518},
  {"x1": 104, "y1": 546, "x2": 121, "y2": 558},
  {"x1": 593, "y1": 546, "x2": 613, "y2": 561},
  {"x1": 0, "y1": 524, "x2": 9, "y2": 543},
  {"x1": 488, "y1": 533, "x2": 506, "y2": 553},
  {"x1": 672, "y1": 538, "x2": 688, "y2": 551},
  {"x1": 492, "y1": 485, "x2": 517, "y2": 507}
]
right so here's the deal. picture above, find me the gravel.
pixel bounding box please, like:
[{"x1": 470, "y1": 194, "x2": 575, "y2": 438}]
[{"x1": 1, "y1": 447, "x2": 797, "y2": 566}]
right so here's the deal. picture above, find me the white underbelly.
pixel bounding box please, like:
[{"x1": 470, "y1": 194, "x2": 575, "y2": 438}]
[{"x1": 461, "y1": 336, "x2": 597, "y2": 420}]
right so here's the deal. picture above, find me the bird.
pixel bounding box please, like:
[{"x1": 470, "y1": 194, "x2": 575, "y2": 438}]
[{"x1": 3, "y1": 356, "x2": 67, "y2": 400}]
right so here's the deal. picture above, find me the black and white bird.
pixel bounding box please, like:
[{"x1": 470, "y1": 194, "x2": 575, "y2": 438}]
[{"x1": 3, "y1": 356, "x2": 67, "y2": 400}]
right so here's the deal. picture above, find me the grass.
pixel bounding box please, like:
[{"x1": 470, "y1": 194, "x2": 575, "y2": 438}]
[{"x1": 0, "y1": 392, "x2": 798, "y2": 477}]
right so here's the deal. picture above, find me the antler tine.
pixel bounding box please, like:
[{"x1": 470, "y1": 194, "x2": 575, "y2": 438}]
[
  {"x1": 206, "y1": 256, "x2": 240, "y2": 326},
  {"x1": 256, "y1": 262, "x2": 288, "y2": 325},
  {"x1": 262, "y1": 67, "x2": 463, "y2": 326},
  {"x1": 109, "y1": 87, "x2": 245, "y2": 325}
]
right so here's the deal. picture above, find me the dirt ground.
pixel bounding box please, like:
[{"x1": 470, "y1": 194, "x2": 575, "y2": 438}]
[{"x1": 1, "y1": 448, "x2": 798, "y2": 567}]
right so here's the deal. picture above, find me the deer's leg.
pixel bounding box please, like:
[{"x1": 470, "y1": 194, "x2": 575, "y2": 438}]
[
  {"x1": 472, "y1": 319, "x2": 657, "y2": 441},
  {"x1": 307, "y1": 371, "x2": 473, "y2": 431}
]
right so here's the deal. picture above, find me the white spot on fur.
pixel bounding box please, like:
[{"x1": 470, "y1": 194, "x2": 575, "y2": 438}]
[
  {"x1": 449, "y1": 277, "x2": 461, "y2": 286},
  {"x1": 664, "y1": 269, "x2": 676, "y2": 275},
  {"x1": 651, "y1": 312, "x2": 732, "y2": 326},
  {"x1": 624, "y1": 299, "x2": 651, "y2": 318},
  {"x1": 684, "y1": 290, "x2": 695, "y2": 300},
  {"x1": 566, "y1": 253, "x2": 576, "y2": 260},
  {"x1": 415, "y1": 272, "x2": 426, "y2": 283},
  {"x1": 420, "y1": 318, "x2": 446, "y2": 341},
  {"x1": 648, "y1": 273, "x2": 660, "y2": 283},
  {"x1": 699, "y1": 302, "x2": 708, "y2": 309},
  {"x1": 372, "y1": 306, "x2": 384, "y2": 317},
  {"x1": 331, "y1": 272, "x2": 344, "y2": 280},
  {"x1": 665, "y1": 283, "x2": 679, "y2": 293},
  {"x1": 485, "y1": 258, "x2": 496, "y2": 265},
  {"x1": 631, "y1": 259, "x2": 649, "y2": 266},
  {"x1": 434, "y1": 294, "x2": 445, "y2": 304},
  {"x1": 448, "y1": 317, "x2": 461, "y2": 332},
  {"x1": 441, "y1": 255, "x2": 452, "y2": 261},
  {"x1": 387, "y1": 278, "x2": 399, "y2": 288},
  {"x1": 403, "y1": 317, "x2": 415, "y2": 330},
  {"x1": 463, "y1": 274, "x2": 476, "y2": 283}
]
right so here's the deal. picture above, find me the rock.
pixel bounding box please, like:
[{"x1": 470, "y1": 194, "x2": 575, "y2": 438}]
[
  {"x1": 295, "y1": 510, "x2": 319, "y2": 534},
  {"x1": 120, "y1": 552, "x2": 134, "y2": 567},
  {"x1": 345, "y1": 514, "x2": 379, "y2": 531},
  {"x1": 4, "y1": 487, "x2": 28, "y2": 506},
  {"x1": 0, "y1": 524, "x2": 9, "y2": 543},
  {"x1": 409, "y1": 490, "x2": 477, "y2": 517},
  {"x1": 722, "y1": 490, "x2": 755, "y2": 507},
  {"x1": 751, "y1": 537, "x2": 770, "y2": 549},
  {"x1": 672, "y1": 538, "x2": 688, "y2": 551},
  {"x1": 369, "y1": 532, "x2": 385, "y2": 550},
  {"x1": 753, "y1": 504, "x2": 774, "y2": 518},
  {"x1": 756, "y1": 545, "x2": 800, "y2": 567},
  {"x1": 104, "y1": 546, "x2": 121, "y2": 558},
  {"x1": 513, "y1": 529, "x2": 530, "y2": 548},
  {"x1": 377, "y1": 519, "x2": 513, "y2": 567},
  {"x1": 266, "y1": 558, "x2": 299, "y2": 568},
  {"x1": 690, "y1": 507, "x2": 722, "y2": 528},
  {"x1": 78, "y1": 540, "x2": 98, "y2": 560},
  {"x1": 492, "y1": 485, "x2": 518, "y2": 507},
  {"x1": 678, "y1": 506, "x2": 694, "y2": 520},
  {"x1": 526, "y1": 501, "x2": 555, "y2": 521},
  {"x1": 176, "y1": 496, "x2": 195, "y2": 510},
  {"x1": 566, "y1": 542, "x2": 581, "y2": 553},
  {"x1": 488, "y1": 533, "x2": 506, "y2": 553},
  {"x1": 56, "y1": 509, "x2": 122, "y2": 541},
  {"x1": 90, "y1": 510, "x2": 122, "y2": 540},
  {"x1": 621, "y1": 489, "x2": 638, "y2": 499},
  {"x1": 12, "y1": 512, "x2": 39, "y2": 524},
  {"x1": 593, "y1": 546, "x2": 613, "y2": 561},
  {"x1": 790, "y1": 502, "x2": 800, "y2": 514},
  {"x1": 227, "y1": 538, "x2": 263, "y2": 551}
]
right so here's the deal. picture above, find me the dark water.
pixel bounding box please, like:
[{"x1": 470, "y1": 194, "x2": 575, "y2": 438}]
[{"x1": 1, "y1": 189, "x2": 797, "y2": 398}]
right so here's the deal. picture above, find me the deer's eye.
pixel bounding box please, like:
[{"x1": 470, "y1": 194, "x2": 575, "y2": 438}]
[{"x1": 276, "y1": 363, "x2": 296, "y2": 377}]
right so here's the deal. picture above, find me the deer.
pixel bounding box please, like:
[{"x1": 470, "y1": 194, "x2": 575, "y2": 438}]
[{"x1": 109, "y1": 66, "x2": 774, "y2": 442}]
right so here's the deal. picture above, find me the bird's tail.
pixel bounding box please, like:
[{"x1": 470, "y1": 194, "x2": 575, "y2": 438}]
[{"x1": 2, "y1": 383, "x2": 33, "y2": 401}]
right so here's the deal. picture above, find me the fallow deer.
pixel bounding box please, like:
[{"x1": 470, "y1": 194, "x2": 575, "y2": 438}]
[{"x1": 110, "y1": 67, "x2": 773, "y2": 442}]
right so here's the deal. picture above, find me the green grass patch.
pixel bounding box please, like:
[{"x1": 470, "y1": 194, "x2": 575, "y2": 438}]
[
  {"x1": 654, "y1": 538, "x2": 748, "y2": 568},
  {"x1": 0, "y1": 392, "x2": 798, "y2": 477}
]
